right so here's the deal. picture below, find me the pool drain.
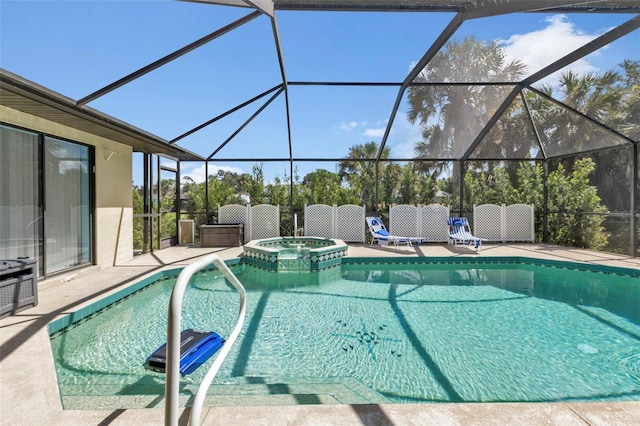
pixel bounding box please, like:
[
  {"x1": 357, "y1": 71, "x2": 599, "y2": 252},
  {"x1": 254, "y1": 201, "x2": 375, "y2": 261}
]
[
  {"x1": 333, "y1": 319, "x2": 402, "y2": 361},
  {"x1": 577, "y1": 343, "x2": 598, "y2": 354}
]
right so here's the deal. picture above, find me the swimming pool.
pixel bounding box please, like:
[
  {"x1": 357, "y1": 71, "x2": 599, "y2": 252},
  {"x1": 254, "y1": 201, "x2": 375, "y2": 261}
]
[{"x1": 49, "y1": 257, "x2": 640, "y2": 409}]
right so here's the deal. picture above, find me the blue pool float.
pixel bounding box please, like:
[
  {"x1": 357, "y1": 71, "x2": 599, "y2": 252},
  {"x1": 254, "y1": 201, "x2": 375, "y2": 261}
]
[{"x1": 144, "y1": 329, "x2": 225, "y2": 376}]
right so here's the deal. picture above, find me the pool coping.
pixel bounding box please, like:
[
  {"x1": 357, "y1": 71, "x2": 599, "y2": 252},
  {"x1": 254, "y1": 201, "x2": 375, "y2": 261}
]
[{"x1": 2, "y1": 243, "x2": 639, "y2": 425}]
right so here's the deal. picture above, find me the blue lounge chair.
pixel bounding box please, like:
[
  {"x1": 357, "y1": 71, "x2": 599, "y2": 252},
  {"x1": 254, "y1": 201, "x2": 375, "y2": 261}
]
[
  {"x1": 366, "y1": 216, "x2": 423, "y2": 248},
  {"x1": 447, "y1": 217, "x2": 484, "y2": 251}
]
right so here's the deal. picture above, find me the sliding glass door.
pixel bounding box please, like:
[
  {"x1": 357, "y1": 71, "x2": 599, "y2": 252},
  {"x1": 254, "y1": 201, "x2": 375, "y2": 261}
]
[
  {"x1": 0, "y1": 124, "x2": 93, "y2": 276},
  {"x1": 0, "y1": 125, "x2": 41, "y2": 272},
  {"x1": 44, "y1": 136, "x2": 91, "y2": 274}
]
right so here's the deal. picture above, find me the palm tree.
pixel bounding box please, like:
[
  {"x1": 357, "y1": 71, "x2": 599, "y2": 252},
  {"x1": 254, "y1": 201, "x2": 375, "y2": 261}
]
[
  {"x1": 338, "y1": 141, "x2": 390, "y2": 210},
  {"x1": 407, "y1": 36, "x2": 527, "y2": 177},
  {"x1": 559, "y1": 63, "x2": 638, "y2": 216},
  {"x1": 379, "y1": 162, "x2": 402, "y2": 207},
  {"x1": 619, "y1": 60, "x2": 640, "y2": 141}
]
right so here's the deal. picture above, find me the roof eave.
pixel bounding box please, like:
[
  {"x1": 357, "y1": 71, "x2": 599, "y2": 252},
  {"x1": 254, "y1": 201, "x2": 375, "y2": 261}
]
[{"x1": 0, "y1": 68, "x2": 203, "y2": 162}]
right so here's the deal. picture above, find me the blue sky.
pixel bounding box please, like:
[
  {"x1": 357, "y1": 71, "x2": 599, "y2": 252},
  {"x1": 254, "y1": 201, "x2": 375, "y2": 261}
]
[{"x1": 1, "y1": 1, "x2": 637, "y2": 184}]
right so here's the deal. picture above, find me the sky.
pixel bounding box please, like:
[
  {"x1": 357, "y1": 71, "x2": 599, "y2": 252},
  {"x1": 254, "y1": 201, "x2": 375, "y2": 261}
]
[{"x1": 1, "y1": 1, "x2": 638, "y2": 185}]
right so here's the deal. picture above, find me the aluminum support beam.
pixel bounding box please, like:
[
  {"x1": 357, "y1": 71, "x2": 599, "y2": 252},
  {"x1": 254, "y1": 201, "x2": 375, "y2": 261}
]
[
  {"x1": 632, "y1": 143, "x2": 638, "y2": 257},
  {"x1": 463, "y1": 0, "x2": 601, "y2": 19},
  {"x1": 76, "y1": 11, "x2": 261, "y2": 106},
  {"x1": 242, "y1": 0, "x2": 274, "y2": 16},
  {"x1": 526, "y1": 86, "x2": 636, "y2": 148},
  {"x1": 205, "y1": 161, "x2": 210, "y2": 224},
  {"x1": 208, "y1": 87, "x2": 284, "y2": 159},
  {"x1": 376, "y1": 12, "x2": 465, "y2": 163},
  {"x1": 266, "y1": 10, "x2": 295, "y2": 233},
  {"x1": 520, "y1": 90, "x2": 548, "y2": 160},
  {"x1": 182, "y1": 0, "x2": 640, "y2": 14},
  {"x1": 169, "y1": 85, "x2": 282, "y2": 144},
  {"x1": 522, "y1": 15, "x2": 640, "y2": 87},
  {"x1": 543, "y1": 161, "x2": 549, "y2": 242},
  {"x1": 461, "y1": 85, "x2": 521, "y2": 161}
]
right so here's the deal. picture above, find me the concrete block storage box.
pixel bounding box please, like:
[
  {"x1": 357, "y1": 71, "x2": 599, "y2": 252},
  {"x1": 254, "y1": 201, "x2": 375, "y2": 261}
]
[
  {"x1": 0, "y1": 257, "x2": 38, "y2": 319},
  {"x1": 200, "y1": 224, "x2": 244, "y2": 247}
]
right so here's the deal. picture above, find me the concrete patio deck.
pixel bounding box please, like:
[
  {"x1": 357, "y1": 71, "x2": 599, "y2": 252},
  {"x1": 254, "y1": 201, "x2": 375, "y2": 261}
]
[{"x1": 1, "y1": 243, "x2": 639, "y2": 425}]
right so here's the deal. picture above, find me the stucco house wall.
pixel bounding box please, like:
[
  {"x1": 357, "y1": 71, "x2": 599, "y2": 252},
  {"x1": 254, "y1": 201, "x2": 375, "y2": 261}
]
[{"x1": 1, "y1": 105, "x2": 134, "y2": 268}]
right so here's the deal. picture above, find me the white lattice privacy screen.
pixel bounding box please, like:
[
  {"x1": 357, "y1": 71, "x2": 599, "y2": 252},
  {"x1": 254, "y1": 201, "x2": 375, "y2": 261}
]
[
  {"x1": 304, "y1": 204, "x2": 366, "y2": 242},
  {"x1": 389, "y1": 205, "x2": 419, "y2": 237},
  {"x1": 218, "y1": 204, "x2": 250, "y2": 242},
  {"x1": 251, "y1": 204, "x2": 280, "y2": 240},
  {"x1": 420, "y1": 204, "x2": 450, "y2": 242},
  {"x1": 304, "y1": 204, "x2": 333, "y2": 239},
  {"x1": 388, "y1": 204, "x2": 450, "y2": 242},
  {"x1": 473, "y1": 204, "x2": 535, "y2": 242},
  {"x1": 505, "y1": 204, "x2": 535, "y2": 242},
  {"x1": 473, "y1": 204, "x2": 503, "y2": 241},
  {"x1": 335, "y1": 205, "x2": 366, "y2": 242},
  {"x1": 218, "y1": 204, "x2": 280, "y2": 242}
]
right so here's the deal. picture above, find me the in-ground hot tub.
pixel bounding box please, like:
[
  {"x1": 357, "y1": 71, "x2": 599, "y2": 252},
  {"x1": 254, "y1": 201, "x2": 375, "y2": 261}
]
[{"x1": 243, "y1": 237, "x2": 348, "y2": 271}]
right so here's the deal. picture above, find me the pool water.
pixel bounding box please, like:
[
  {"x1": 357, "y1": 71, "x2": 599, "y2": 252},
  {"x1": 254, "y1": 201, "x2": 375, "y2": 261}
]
[
  {"x1": 49, "y1": 259, "x2": 640, "y2": 409},
  {"x1": 277, "y1": 247, "x2": 310, "y2": 259}
]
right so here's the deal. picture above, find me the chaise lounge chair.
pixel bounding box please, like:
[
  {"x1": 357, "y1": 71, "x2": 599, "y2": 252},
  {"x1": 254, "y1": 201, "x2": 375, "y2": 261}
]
[
  {"x1": 366, "y1": 216, "x2": 423, "y2": 248},
  {"x1": 447, "y1": 217, "x2": 485, "y2": 251}
]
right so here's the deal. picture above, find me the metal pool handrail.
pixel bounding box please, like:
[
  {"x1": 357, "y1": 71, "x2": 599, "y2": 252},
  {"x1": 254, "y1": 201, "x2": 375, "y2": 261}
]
[{"x1": 164, "y1": 253, "x2": 247, "y2": 426}]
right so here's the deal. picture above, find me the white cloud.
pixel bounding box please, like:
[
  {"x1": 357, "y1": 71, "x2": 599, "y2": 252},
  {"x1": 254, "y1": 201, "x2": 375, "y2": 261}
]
[
  {"x1": 364, "y1": 127, "x2": 385, "y2": 137},
  {"x1": 361, "y1": 118, "x2": 389, "y2": 138},
  {"x1": 339, "y1": 119, "x2": 390, "y2": 139},
  {"x1": 336, "y1": 116, "x2": 420, "y2": 154},
  {"x1": 160, "y1": 159, "x2": 177, "y2": 169},
  {"x1": 389, "y1": 15, "x2": 609, "y2": 157},
  {"x1": 181, "y1": 163, "x2": 244, "y2": 184},
  {"x1": 339, "y1": 121, "x2": 358, "y2": 131},
  {"x1": 500, "y1": 15, "x2": 604, "y2": 86},
  {"x1": 386, "y1": 118, "x2": 423, "y2": 158},
  {"x1": 391, "y1": 140, "x2": 416, "y2": 158}
]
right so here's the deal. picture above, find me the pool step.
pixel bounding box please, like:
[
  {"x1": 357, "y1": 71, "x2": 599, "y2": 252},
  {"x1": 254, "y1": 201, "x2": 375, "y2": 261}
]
[{"x1": 60, "y1": 376, "x2": 390, "y2": 410}]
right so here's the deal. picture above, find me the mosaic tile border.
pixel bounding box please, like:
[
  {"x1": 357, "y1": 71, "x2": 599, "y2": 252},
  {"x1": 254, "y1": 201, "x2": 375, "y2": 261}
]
[
  {"x1": 344, "y1": 256, "x2": 640, "y2": 277},
  {"x1": 49, "y1": 255, "x2": 638, "y2": 336},
  {"x1": 48, "y1": 259, "x2": 244, "y2": 336},
  {"x1": 243, "y1": 237, "x2": 348, "y2": 272}
]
